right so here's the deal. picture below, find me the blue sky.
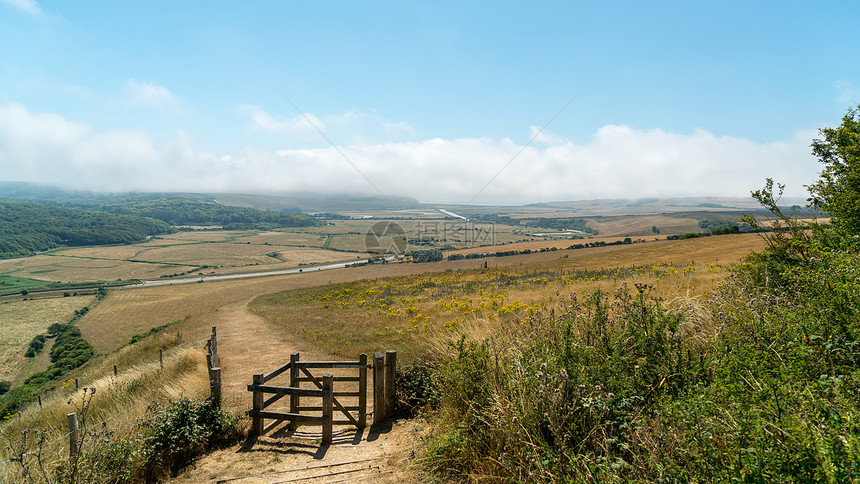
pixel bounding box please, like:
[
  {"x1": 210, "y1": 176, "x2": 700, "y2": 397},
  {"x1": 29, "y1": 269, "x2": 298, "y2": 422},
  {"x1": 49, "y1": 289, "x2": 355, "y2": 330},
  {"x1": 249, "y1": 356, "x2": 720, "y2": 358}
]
[{"x1": 1, "y1": 1, "x2": 858, "y2": 204}]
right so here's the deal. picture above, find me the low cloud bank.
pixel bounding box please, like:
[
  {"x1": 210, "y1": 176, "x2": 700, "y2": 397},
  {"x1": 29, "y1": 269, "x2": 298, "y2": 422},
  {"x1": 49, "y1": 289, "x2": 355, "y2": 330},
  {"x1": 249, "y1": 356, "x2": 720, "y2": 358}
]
[{"x1": 0, "y1": 102, "x2": 819, "y2": 204}]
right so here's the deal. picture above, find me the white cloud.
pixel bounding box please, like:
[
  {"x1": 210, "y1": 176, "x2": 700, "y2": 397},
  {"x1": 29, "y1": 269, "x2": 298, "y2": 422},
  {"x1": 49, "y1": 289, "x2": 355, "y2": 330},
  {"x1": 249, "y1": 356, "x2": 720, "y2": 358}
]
[
  {"x1": 0, "y1": 102, "x2": 821, "y2": 204},
  {"x1": 122, "y1": 80, "x2": 185, "y2": 114},
  {"x1": 240, "y1": 105, "x2": 415, "y2": 144},
  {"x1": 239, "y1": 104, "x2": 324, "y2": 139},
  {"x1": 1, "y1": 0, "x2": 41, "y2": 14},
  {"x1": 835, "y1": 79, "x2": 858, "y2": 105}
]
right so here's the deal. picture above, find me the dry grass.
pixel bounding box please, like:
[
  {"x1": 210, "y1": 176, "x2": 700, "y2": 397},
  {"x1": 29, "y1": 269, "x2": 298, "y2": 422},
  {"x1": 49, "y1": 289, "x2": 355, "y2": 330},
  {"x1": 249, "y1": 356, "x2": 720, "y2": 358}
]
[
  {"x1": 0, "y1": 342, "x2": 211, "y2": 470},
  {"x1": 3, "y1": 241, "x2": 372, "y2": 284},
  {"x1": 233, "y1": 231, "x2": 326, "y2": 246},
  {"x1": 0, "y1": 255, "x2": 195, "y2": 283},
  {"x1": 448, "y1": 237, "x2": 644, "y2": 255},
  {"x1": 74, "y1": 234, "x2": 764, "y2": 355},
  {"x1": 449, "y1": 233, "x2": 765, "y2": 266},
  {"x1": 249, "y1": 247, "x2": 735, "y2": 362},
  {"x1": 151, "y1": 231, "x2": 245, "y2": 243},
  {"x1": 130, "y1": 242, "x2": 292, "y2": 266},
  {"x1": 255, "y1": 271, "x2": 714, "y2": 361},
  {"x1": 0, "y1": 296, "x2": 96, "y2": 384},
  {"x1": 55, "y1": 245, "x2": 157, "y2": 260},
  {"x1": 0, "y1": 230, "x2": 769, "y2": 482},
  {"x1": 588, "y1": 214, "x2": 702, "y2": 236}
]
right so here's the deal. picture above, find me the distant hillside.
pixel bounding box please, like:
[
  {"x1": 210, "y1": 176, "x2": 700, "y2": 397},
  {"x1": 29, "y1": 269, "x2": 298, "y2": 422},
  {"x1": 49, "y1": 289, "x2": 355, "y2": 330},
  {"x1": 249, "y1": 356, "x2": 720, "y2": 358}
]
[
  {"x1": 0, "y1": 201, "x2": 172, "y2": 259},
  {"x1": 113, "y1": 197, "x2": 322, "y2": 229},
  {"x1": 519, "y1": 196, "x2": 811, "y2": 216},
  {"x1": 0, "y1": 181, "x2": 421, "y2": 213},
  {"x1": 0, "y1": 182, "x2": 322, "y2": 229},
  {"x1": 212, "y1": 192, "x2": 421, "y2": 212},
  {"x1": 0, "y1": 181, "x2": 198, "y2": 209}
]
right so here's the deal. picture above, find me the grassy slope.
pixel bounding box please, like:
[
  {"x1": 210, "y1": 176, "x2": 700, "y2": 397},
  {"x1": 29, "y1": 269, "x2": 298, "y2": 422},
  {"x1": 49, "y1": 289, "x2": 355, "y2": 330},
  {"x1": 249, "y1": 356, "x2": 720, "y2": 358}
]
[{"x1": 0, "y1": 296, "x2": 95, "y2": 384}]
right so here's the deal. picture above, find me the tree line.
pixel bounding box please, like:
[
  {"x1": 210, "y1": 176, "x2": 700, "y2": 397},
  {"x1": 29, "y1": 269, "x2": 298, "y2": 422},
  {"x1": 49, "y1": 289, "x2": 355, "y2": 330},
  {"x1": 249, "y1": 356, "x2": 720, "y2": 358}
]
[
  {"x1": 110, "y1": 197, "x2": 321, "y2": 229},
  {"x1": 0, "y1": 202, "x2": 172, "y2": 259}
]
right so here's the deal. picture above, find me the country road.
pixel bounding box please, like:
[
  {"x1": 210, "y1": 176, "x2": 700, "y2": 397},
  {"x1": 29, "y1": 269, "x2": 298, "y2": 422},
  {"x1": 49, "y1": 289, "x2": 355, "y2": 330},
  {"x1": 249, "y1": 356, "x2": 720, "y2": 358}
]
[{"x1": 129, "y1": 256, "x2": 400, "y2": 288}]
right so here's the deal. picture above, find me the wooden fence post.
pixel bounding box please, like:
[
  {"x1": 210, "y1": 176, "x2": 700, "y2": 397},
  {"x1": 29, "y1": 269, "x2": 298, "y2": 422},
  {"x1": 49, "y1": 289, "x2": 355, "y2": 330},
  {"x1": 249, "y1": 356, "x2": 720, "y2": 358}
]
[
  {"x1": 210, "y1": 326, "x2": 218, "y2": 368},
  {"x1": 322, "y1": 374, "x2": 333, "y2": 444},
  {"x1": 385, "y1": 350, "x2": 397, "y2": 417},
  {"x1": 289, "y1": 352, "x2": 299, "y2": 430},
  {"x1": 373, "y1": 352, "x2": 385, "y2": 424},
  {"x1": 358, "y1": 353, "x2": 367, "y2": 429},
  {"x1": 159, "y1": 348, "x2": 163, "y2": 371},
  {"x1": 67, "y1": 413, "x2": 78, "y2": 463},
  {"x1": 74, "y1": 378, "x2": 78, "y2": 390},
  {"x1": 113, "y1": 365, "x2": 118, "y2": 377},
  {"x1": 209, "y1": 367, "x2": 221, "y2": 405},
  {"x1": 38, "y1": 395, "x2": 42, "y2": 408},
  {"x1": 251, "y1": 373, "x2": 263, "y2": 436}
]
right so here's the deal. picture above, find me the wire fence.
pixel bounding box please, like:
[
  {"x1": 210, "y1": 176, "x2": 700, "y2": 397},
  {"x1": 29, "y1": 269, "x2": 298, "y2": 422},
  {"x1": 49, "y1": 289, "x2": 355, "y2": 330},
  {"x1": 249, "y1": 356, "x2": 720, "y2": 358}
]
[
  {"x1": 1, "y1": 380, "x2": 215, "y2": 469},
  {"x1": 1, "y1": 329, "x2": 220, "y2": 470}
]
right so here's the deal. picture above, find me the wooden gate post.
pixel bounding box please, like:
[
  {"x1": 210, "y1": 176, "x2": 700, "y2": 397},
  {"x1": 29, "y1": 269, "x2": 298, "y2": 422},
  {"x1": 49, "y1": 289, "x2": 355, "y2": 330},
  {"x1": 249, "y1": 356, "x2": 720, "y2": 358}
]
[
  {"x1": 251, "y1": 373, "x2": 263, "y2": 436},
  {"x1": 322, "y1": 374, "x2": 333, "y2": 444},
  {"x1": 385, "y1": 350, "x2": 397, "y2": 417},
  {"x1": 288, "y1": 352, "x2": 299, "y2": 430},
  {"x1": 373, "y1": 352, "x2": 385, "y2": 424},
  {"x1": 358, "y1": 353, "x2": 367, "y2": 429}
]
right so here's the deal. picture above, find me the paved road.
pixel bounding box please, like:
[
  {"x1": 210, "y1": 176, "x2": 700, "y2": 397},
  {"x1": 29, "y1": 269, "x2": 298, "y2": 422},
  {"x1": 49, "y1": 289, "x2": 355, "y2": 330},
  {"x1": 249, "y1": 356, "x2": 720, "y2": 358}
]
[{"x1": 132, "y1": 258, "x2": 390, "y2": 287}]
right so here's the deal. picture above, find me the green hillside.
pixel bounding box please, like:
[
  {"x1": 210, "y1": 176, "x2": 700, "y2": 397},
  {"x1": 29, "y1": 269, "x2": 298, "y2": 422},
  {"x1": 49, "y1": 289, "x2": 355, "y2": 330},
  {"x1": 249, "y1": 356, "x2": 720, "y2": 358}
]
[{"x1": 0, "y1": 202, "x2": 172, "y2": 259}]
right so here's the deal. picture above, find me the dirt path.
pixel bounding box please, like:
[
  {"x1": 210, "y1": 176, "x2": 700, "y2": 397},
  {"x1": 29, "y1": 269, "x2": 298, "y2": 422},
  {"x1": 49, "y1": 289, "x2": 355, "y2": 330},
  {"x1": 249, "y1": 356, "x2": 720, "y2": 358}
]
[{"x1": 169, "y1": 299, "x2": 426, "y2": 483}]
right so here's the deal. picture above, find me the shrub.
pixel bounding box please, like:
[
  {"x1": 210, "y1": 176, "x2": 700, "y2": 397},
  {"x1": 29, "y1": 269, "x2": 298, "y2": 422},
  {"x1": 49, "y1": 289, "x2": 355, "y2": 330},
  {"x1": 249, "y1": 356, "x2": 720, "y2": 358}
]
[
  {"x1": 143, "y1": 398, "x2": 241, "y2": 479},
  {"x1": 393, "y1": 356, "x2": 441, "y2": 418},
  {"x1": 24, "y1": 334, "x2": 47, "y2": 358}
]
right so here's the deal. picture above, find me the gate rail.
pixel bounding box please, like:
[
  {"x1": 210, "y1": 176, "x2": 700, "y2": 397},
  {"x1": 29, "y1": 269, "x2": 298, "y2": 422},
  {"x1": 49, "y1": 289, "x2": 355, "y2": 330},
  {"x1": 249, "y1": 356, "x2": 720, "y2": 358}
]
[{"x1": 248, "y1": 351, "x2": 395, "y2": 444}]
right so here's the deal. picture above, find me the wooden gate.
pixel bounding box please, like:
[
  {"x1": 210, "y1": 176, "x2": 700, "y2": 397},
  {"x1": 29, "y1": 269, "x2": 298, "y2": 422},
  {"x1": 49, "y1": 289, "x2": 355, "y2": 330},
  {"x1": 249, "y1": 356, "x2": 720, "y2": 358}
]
[{"x1": 248, "y1": 351, "x2": 395, "y2": 444}]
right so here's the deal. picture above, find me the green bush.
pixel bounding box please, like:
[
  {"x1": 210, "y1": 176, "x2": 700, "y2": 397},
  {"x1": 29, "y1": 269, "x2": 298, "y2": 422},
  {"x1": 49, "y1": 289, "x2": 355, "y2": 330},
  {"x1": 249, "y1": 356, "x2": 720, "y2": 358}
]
[
  {"x1": 393, "y1": 356, "x2": 441, "y2": 418},
  {"x1": 24, "y1": 334, "x2": 47, "y2": 358},
  {"x1": 143, "y1": 398, "x2": 241, "y2": 479}
]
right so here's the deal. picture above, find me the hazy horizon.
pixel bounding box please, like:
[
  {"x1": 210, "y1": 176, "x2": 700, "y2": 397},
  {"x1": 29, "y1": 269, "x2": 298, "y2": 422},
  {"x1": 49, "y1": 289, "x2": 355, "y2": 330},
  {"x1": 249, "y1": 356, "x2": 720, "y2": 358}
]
[{"x1": 1, "y1": 2, "x2": 857, "y2": 205}]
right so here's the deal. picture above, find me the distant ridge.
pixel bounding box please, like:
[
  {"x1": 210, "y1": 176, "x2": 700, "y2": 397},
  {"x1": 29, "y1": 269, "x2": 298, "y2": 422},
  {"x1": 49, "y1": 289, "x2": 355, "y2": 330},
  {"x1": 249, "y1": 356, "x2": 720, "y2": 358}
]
[
  {"x1": 519, "y1": 196, "x2": 809, "y2": 216},
  {"x1": 0, "y1": 181, "x2": 420, "y2": 212},
  {"x1": 0, "y1": 181, "x2": 811, "y2": 215},
  {"x1": 212, "y1": 192, "x2": 421, "y2": 212}
]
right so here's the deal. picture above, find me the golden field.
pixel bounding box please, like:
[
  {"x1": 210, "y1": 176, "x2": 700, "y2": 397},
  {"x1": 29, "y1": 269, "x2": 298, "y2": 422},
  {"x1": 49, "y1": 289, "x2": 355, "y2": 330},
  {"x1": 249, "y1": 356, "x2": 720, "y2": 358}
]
[
  {"x1": 249, "y1": 234, "x2": 766, "y2": 360},
  {"x1": 0, "y1": 227, "x2": 770, "y2": 480},
  {"x1": 64, "y1": 233, "x2": 763, "y2": 353}
]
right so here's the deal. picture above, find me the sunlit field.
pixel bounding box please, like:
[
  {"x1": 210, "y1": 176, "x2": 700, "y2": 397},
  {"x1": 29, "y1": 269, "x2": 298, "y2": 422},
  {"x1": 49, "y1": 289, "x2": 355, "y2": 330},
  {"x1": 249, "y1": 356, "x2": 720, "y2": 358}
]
[{"x1": 250, "y1": 233, "x2": 767, "y2": 359}]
